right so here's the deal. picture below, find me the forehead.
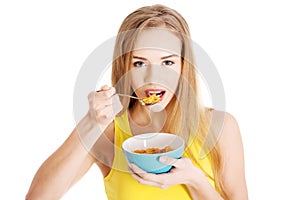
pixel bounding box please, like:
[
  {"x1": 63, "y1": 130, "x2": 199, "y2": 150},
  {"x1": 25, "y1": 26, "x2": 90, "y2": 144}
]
[
  {"x1": 133, "y1": 28, "x2": 181, "y2": 55},
  {"x1": 131, "y1": 48, "x2": 180, "y2": 60}
]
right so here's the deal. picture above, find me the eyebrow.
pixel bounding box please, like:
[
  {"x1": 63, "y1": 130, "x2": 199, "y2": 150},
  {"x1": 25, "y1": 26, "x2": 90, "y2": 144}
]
[
  {"x1": 161, "y1": 54, "x2": 179, "y2": 59},
  {"x1": 132, "y1": 56, "x2": 147, "y2": 60},
  {"x1": 132, "y1": 54, "x2": 179, "y2": 60}
]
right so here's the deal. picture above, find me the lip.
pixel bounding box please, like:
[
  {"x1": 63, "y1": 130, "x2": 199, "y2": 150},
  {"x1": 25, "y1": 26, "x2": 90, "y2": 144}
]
[{"x1": 144, "y1": 89, "x2": 166, "y2": 100}]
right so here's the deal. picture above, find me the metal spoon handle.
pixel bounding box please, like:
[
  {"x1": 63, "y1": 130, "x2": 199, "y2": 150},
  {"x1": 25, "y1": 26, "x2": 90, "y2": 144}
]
[{"x1": 117, "y1": 93, "x2": 141, "y2": 100}]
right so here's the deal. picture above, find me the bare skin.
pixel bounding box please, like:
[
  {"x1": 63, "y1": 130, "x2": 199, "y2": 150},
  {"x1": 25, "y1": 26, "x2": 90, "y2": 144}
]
[
  {"x1": 26, "y1": 49, "x2": 248, "y2": 199},
  {"x1": 26, "y1": 106, "x2": 247, "y2": 200}
]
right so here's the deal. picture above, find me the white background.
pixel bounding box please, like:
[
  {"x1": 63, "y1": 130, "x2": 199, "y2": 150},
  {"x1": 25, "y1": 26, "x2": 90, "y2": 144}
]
[{"x1": 1, "y1": 0, "x2": 299, "y2": 199}]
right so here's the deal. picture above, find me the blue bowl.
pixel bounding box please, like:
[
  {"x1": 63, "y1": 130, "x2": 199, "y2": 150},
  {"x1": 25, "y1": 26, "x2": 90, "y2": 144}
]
[{"x1": 122, "y1": 133, "x2": 185, "y2": 174}]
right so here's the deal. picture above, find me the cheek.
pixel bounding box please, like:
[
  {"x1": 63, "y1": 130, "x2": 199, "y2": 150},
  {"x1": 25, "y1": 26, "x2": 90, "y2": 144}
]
[{"x1": 129, "y1": 71, "x2": 145, "y2": 92}]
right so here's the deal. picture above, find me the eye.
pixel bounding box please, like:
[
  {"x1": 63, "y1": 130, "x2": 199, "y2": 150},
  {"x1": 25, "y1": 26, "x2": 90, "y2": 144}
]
[
  {"x1": 133, "y1": 61, "x2": 147, "y2": 67},
  {"x1": 162, "y1": 60, "x2": 174, "y2": 66}
]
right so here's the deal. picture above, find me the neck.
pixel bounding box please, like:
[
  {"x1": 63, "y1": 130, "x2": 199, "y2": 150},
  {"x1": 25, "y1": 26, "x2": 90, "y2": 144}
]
[{"x1": 128, "y1": 103, "x2": 167, "y2": 135}]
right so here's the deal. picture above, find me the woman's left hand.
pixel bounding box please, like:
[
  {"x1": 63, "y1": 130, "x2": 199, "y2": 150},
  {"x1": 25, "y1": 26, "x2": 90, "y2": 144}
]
[{"x1": 127, "y1": 156, "x2": 205, "y2": 189}]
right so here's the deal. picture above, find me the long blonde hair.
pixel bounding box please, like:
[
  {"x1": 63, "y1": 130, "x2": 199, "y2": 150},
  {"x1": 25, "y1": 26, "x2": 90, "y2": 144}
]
[{"x1": 111, "y1": 4, "x2": 228, "y2": 199}]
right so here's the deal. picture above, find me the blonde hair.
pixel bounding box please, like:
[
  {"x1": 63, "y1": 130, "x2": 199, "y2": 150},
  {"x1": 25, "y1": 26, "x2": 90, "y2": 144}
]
[{"x1": 111, "y1": 4, "x2": 228, "y2": 199}]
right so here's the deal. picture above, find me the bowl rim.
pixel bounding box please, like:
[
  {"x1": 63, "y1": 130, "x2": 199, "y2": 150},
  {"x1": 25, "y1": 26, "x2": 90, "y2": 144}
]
[{"x1": 122, "y1": 132, "x2": 185, "y2": 155}]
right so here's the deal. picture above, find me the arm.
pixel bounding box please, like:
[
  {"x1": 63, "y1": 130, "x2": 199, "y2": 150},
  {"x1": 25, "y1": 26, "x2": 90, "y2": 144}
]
[
  {"x1": 26, "y1": 86, "x2": 122, "y2": 200},
  {"x1": 26, "y1": 119, "x2": 96, "y2": 200},
  {"x1": 216, "y1": 112, "x2": 248, "y2": 199},
  {"x1": 183, "y1": 112, "x2": 248, "y2": 199}
]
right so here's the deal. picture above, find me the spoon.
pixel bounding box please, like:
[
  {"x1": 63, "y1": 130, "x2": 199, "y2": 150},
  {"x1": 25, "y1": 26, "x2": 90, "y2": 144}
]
[{"x1": 117, "y1": 93, "x2": 160, "y2": 106}]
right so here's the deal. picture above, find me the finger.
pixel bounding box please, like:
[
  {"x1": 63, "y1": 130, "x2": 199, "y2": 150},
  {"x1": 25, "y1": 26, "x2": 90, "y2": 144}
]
[
  {"x1": 127, "y1": 165, "x2": 143, "y2": 178},
  {"x1": 96, "y1": 87, "x2": 116, "y2": 98},
  {"x1": 127, "y1": 167, "x2": 159, "y2": 187},
  {"x1": 88, "y1": 92, "x2": 106, "y2": 106},
  {"x1": 95, "y1": 95, "x2": 123, "y2": 116},
  {"x1": 94, "y1": 99, "x2": 113, "y2": 110},
  {"x1": 88, "y1": 89, "x2": 115, "y2": 108},
  {"x1": 128, "y1": 163, "x2": 148, "y2": 175},
  {"x1": 100, "y1": 85, "x2": 111, "y2": 91},
  {"x1": 159, "y1": 156, "x2": 184, "y2": 168},
  {"x1": 128, "y1": 164, "x2": 168, "y2": 184},
  {"x1": 88, "y1": 95, "x2": 112, "y2": 112},
  {"x1": 127, "y1": 166, "x2": 170, "y2": 189},
  {"x1": 128, "y1": 163, "x2": 159, "y2": 181},
  {"x1": 95, "y1": 86, "x2": 116, "y2": 98},
  {"x1": 95, "y1": 85, "x2": 110, "y2": 93}
]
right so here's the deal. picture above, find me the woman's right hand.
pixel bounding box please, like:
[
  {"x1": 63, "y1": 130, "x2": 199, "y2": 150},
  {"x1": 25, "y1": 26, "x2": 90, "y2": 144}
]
[
  {"x1": 25, "y1": 85, "x2": 122, "y2": 200},
  {"x1": 75, "y1": 85, "x2": 122, "y2": 150},
  {"x1": 87, "y1": 85, "x2": 123, "y2": 129}
]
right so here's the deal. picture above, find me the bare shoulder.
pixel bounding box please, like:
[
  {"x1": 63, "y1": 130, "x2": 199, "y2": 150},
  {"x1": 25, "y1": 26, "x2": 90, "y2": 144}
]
[
  {"x1": 218, "y1": 111, "x2": 241, "y2": 152},
  {"x1": 208, "y1": 109, "x2": 248, "y2": 199},
  {"x1": 207, "y1": 109, "x2": 241, "y2": 149},
  {"x1": 208, "y1": 109, "x2": 243, "y2": 156}
]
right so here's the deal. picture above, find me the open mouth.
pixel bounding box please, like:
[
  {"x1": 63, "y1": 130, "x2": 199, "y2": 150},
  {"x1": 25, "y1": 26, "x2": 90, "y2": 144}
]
[{"x1": 145, "y1": 89, "x2": 166, "y2": 99}]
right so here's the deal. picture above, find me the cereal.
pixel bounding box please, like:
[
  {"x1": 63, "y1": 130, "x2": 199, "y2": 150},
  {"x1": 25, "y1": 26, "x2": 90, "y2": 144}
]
[
  {"x1": 134, "y1": 146, "x2": 173, "y2": 154},
  {"x1": 142, "y1": 94, "x2": 161, "y2": 104}
]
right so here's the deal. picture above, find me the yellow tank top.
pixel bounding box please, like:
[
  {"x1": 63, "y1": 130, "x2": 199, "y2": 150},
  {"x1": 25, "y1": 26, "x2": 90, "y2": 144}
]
[{"x1": 103, "y1": 111, "x2": 215, "y2": 200}]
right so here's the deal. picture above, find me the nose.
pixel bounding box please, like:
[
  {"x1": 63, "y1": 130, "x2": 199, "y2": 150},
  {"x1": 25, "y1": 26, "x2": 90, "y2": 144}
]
[{"x1": 144, "y1": 64, "x2": 158, "y2": 83}]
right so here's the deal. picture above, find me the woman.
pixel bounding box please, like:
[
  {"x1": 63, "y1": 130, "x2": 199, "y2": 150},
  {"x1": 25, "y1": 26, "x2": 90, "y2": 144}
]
[{"x1": 26, "y1": 4, "x2": 248, "y2": 200}]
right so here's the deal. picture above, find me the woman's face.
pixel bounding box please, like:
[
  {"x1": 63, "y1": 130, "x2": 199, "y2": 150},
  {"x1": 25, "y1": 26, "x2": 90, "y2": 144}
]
[
  {"x1": 128, "y1": 29, "x2": 182, "y2": 109},
  {"x1": 130, "y1": 48, "x2": 182, "y2": 108}
]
